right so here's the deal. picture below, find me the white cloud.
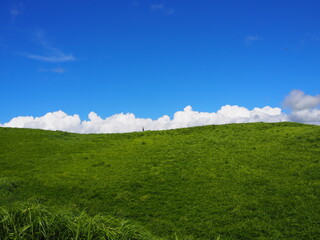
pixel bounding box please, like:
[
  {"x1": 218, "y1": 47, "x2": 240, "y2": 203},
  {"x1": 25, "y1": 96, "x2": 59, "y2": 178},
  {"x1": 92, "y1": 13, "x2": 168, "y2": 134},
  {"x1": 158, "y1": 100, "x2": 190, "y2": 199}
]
[
  {"x1": 10, "y1": 3, "x2": 24, "y2": 24},
  {"x1": 245, "y1": 35, "x2": 263, "y2": 46},
  {"x1": 2, "y1": 111, "x2": 82, "y2": 133},
  {"x1": 25, "y1": 29, "x2": 76, "y2": 63},
  {"x1": 150, "y1": 3, "x2": 174, "y2": 15},
  {"x1": 289, "y1": 109, "x2": 320, "y2": 125},
  {"x1": 2, "y1": 90, "x2": 319, "y2": 133},
  {"x1": 27, "y1": 54, "x2": 75, "y2": 63},
  {"x1": 0, "y1": 105, "x2": 288, "y2": 134},
  {"x1": 284, "y1": 90, "x2": 320, "y2": 125},
  {"x1": 283, "y1": 89, "x2": 320, "y2": 111},
  {"x1": 150, "y1": 3, "x2": 164, "y2": 10},
  {"x1": 37, "y1": 68, "x2": 66, "y2": 73}
]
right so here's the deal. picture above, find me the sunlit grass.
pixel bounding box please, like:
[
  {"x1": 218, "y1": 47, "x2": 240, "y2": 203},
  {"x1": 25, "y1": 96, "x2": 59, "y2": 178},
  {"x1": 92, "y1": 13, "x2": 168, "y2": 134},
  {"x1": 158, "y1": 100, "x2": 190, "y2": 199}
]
[
  {"x1": 0, "y1": 122, "x2": 320, "y2": 239},
  {"x1": 0, "y1": 202, "x2": 159, "y2": 240}
]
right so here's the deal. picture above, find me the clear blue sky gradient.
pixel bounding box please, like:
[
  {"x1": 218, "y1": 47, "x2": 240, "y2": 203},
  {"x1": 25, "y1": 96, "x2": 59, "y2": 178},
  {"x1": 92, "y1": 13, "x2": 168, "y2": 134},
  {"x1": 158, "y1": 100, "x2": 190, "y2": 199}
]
[{"x1": 1, "y1": 0, "x2": 320, "y2": 122}]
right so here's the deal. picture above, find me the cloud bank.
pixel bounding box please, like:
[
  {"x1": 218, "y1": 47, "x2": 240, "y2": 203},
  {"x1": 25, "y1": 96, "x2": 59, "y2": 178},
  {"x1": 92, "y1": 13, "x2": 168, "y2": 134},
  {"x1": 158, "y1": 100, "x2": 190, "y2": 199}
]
[
  {"x1": 283, "y1": 90, "x2": 320, "y2": 111},
  {"x1": 1, "y1": 90, "x2": 319, "y2": 133},
  {"x1": 283, "y1": 90, "x2": 320, "y2": 125}
]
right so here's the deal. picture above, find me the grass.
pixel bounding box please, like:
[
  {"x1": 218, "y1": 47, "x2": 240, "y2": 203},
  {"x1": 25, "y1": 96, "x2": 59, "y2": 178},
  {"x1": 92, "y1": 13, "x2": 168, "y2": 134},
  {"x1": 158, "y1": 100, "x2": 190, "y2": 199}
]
[
  {"x1": 0, "y1": 122, "x2": 320, "y2": 239},
  {"x1": 0, "y1": 202, "x2": 159, "y2": 240}
]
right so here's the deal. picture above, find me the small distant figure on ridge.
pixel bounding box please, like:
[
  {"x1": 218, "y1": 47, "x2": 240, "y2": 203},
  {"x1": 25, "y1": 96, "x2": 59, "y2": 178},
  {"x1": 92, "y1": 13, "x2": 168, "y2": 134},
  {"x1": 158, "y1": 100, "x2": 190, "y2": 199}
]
[{"x1": 142, "y1": 127, "x2": 144, "y2": 132}]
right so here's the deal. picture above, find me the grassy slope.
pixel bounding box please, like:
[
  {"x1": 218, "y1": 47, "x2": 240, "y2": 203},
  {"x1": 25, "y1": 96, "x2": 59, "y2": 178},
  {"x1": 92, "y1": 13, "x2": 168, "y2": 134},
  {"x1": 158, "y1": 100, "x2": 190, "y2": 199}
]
[{"x1": 0, "y1": 122, "x2": 320, "y2": 239}]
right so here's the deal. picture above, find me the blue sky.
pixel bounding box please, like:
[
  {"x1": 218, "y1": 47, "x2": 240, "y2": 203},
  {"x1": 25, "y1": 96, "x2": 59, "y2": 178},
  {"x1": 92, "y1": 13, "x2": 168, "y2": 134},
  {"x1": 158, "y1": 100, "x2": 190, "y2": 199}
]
[{"x1": 1, "y1": 0, "x2": 320, "y2": 123}]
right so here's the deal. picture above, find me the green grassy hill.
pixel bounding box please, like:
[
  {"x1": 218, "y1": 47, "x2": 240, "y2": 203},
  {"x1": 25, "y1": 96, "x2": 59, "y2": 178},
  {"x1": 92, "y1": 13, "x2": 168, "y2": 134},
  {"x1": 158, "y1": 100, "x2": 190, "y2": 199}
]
[{"x1": 1, "y1": 122, "x2": 320, "y2": 239}]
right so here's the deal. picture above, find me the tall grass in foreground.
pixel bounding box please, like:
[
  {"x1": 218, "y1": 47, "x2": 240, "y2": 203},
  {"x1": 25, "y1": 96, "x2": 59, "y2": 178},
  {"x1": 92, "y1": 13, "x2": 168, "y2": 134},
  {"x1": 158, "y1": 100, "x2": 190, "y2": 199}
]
[{"x1": 0, "y1": 202, "x2": 160, "y2": 240}]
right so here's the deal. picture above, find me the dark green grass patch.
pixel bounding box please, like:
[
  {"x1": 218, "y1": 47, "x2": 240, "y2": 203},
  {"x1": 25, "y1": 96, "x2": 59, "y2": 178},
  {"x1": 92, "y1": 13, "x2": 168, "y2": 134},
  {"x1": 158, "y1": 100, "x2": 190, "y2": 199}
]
[{"x1": 0, "y1": 122, "x2": 320, "y2": 239}]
